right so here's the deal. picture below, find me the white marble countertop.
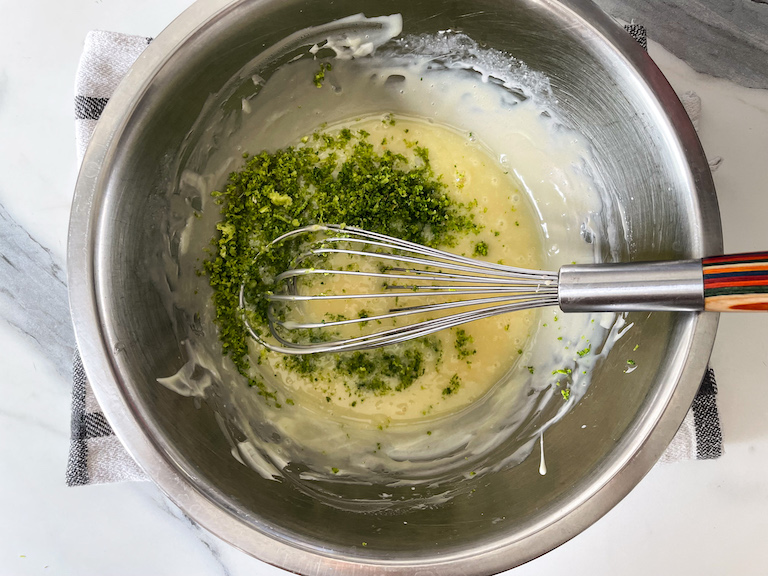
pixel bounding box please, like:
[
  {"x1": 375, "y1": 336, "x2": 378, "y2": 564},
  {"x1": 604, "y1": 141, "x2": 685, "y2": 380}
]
[{"x1": 2, "y1": 1, "x2": 767, "y2": 574}]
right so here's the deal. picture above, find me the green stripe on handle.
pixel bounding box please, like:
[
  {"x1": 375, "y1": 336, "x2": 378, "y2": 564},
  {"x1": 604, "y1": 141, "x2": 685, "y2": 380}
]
[{"x1": 703, "y1": 252, "x2": 768, "y2": 311}]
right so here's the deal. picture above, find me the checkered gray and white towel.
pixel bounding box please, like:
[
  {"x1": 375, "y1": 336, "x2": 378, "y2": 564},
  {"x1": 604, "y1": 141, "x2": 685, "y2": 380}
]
[{"x1": 66, "y1": 26, "x2": 723, "y2": 486}]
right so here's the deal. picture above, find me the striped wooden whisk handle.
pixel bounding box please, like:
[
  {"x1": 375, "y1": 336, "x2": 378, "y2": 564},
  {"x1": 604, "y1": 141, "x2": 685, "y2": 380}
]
[{"x1": 703, "y1": 252, "x2": 768, "y2": 311}]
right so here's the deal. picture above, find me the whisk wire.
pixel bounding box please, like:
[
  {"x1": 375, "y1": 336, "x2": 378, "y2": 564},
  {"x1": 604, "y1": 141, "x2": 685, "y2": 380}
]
[
  {"x1": 266, "y1": 298, "x2": 557, "y2": 353},
  {"x1": 271, "y1": 292, "x2": 557, "y2": 330},
  {"x1": 275, "y1": 267, "x2": 554, "y2": 286}
]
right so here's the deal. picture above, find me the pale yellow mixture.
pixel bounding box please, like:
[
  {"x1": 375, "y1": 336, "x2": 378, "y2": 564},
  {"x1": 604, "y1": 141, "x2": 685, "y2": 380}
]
[{"x1": 254, "y1": 117, "x2": 545, "y2": 425}]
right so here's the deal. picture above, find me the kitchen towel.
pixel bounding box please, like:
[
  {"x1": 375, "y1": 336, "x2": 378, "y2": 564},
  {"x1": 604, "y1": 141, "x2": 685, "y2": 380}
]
[{"x1": 66, "y1": 26, "x2": 722, "y2": 486}]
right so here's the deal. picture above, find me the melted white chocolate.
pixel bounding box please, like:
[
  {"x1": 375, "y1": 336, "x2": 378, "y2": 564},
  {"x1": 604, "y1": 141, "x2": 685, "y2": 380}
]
[
  {"x1": 262, "y1": 117, "x2": 543, "y2": 422},
  {"x1": 156, "y1": 16, "x2": 630, "y2": 504}
]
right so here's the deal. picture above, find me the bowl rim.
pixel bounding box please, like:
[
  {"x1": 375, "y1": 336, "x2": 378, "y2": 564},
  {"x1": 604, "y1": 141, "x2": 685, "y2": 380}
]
[{"x1": 67, "y1": 0, "x2": 722, "y2": 573}]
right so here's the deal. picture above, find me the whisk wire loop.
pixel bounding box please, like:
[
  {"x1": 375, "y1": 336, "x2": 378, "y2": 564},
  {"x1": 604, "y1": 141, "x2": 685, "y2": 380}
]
[{"x1": 244, "y1": 225, "x2": 560, "y2": 353}]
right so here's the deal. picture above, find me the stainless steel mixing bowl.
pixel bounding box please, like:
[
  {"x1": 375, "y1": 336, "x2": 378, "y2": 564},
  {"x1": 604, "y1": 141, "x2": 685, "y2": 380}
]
[{"x1": 68, "y1": 0, "x2": 721, "y2": 573}]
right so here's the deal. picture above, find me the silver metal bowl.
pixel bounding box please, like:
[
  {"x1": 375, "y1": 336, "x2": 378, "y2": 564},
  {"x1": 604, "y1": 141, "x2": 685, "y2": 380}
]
[{"x1": 68, "y1": 0, "x2": 721, "y2": 573}]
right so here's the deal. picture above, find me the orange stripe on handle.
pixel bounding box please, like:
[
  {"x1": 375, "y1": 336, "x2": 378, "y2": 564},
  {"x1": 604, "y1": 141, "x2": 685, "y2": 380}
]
[
  {"x1": 703, "y1": 263, "x2": 768, "y2": 275},
  {"x1": 705, "y1": 276, "x2": 768, "y2": 289},
  {"x1": 703, "y1": 252, "x2": 768, "y2": 312}
]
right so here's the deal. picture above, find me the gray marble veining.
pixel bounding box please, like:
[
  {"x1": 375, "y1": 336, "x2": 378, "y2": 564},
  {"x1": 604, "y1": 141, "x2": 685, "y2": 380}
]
[
  {"x1": 150, "y1": 489, "x2": 234, "y2": 576},
  {"x1": 596, "y1": 0, "x2": 768, "y2": 89},
  {"x1": 0, "y1": 203, "x2": 74, "y2": 377}
]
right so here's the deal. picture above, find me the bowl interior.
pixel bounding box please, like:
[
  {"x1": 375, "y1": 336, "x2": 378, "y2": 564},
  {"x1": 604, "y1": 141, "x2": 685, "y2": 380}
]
[{"x1": 85, "y1": 0, "x2": 717, "y2": 570}]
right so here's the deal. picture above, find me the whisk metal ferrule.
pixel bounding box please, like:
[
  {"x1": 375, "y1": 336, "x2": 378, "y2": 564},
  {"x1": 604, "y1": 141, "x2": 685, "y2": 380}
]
[{"x1": 557, "y1": 260, "x2": 704, "y2": 312}]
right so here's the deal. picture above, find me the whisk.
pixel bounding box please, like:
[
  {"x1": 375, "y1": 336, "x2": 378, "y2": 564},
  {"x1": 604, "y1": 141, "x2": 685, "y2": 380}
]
[{"x1": 242, "y1": 224, "x2": 768, "y2": 354}]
